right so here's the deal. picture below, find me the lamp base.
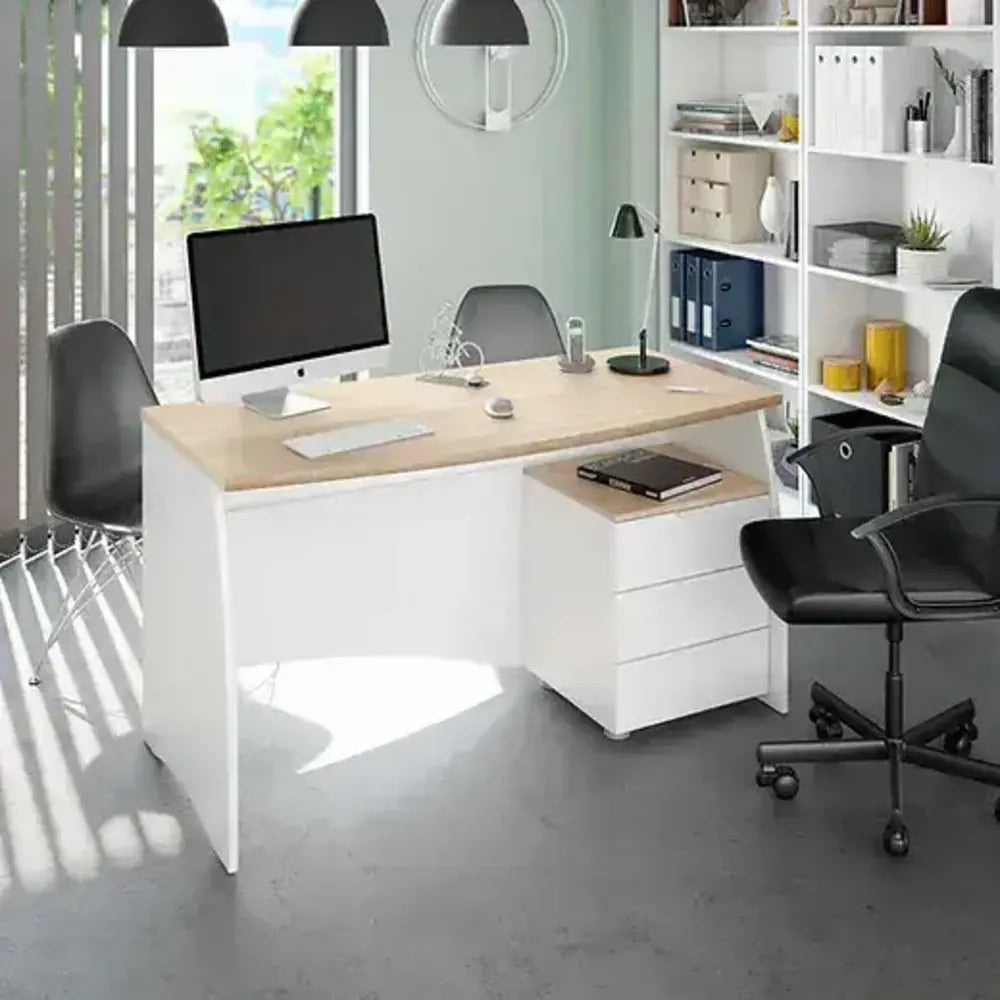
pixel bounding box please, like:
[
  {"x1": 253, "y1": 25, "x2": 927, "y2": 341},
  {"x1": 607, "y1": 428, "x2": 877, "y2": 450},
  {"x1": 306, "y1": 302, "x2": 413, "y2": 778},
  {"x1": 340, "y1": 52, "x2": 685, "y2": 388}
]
[{"x1": 606, "y1": 353, "x2": 671, "y2": 376}]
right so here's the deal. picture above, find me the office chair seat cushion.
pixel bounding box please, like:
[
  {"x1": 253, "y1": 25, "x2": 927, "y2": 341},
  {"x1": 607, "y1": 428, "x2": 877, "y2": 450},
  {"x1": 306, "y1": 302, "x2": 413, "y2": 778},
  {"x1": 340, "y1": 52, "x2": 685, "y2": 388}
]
[
  {"x1": 740, "y1": 517, "x2": 990, "y2": 625},
  {"x1": 50, "y1": 471, "x2": 143, "y2": 534}
]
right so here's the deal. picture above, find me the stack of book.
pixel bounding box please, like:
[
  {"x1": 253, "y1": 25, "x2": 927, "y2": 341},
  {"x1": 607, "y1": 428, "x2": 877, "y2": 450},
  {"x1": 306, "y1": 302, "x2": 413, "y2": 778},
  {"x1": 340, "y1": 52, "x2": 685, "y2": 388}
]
[
  {"x1": 673, "y1": 100, "x2": 756, "y2": 136},
  {"x1": 745, "y1": 335, "x2": 799, "y2": 377},
  {"x1": 966, "y1": 69, "x2": 994, "y2": 165}
]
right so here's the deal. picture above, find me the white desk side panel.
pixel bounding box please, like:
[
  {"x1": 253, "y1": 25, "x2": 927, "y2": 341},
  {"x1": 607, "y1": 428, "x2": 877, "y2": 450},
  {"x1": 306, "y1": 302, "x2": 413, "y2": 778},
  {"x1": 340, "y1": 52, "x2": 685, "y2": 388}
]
[
  {"x1": 142, "y1": 426, "x2": 239, "y2": 873},
  {"x1": 226, "y1": 462, "x2": 524, "y2": 669}
]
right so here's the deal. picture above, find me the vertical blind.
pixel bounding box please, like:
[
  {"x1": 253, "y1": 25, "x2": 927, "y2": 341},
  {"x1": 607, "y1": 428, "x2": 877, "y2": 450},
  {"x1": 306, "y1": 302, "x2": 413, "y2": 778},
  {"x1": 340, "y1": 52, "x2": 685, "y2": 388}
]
[{"x1": 0, "y1": 0, "x2": 154, "y2": 558}]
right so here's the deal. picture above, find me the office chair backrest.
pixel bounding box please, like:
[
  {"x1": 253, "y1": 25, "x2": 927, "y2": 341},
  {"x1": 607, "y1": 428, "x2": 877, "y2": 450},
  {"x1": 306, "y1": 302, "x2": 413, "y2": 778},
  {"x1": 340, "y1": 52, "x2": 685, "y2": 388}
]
[
  {"x1": 916, "y1": 288, "x2": 1000, "y2": 499},
  {"x1": 914, "y1": 288, "x2": 1000, "y2": 582},
  {"x1": 453, "y1": 285, "x2": 565, "y2": 364},
  {"x1": 47, "y1": 319, "x2": 158, "y2": 520}
]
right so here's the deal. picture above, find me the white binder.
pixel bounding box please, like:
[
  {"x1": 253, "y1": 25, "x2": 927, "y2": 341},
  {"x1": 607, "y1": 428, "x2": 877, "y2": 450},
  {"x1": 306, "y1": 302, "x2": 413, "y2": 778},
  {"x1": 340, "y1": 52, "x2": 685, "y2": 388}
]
[
  {"x1": 845, "y1": 48, "x2": 867, "y2": 152},
  {"x1": 863, "y1": 46, "x2": 933, "y2": 153},
  {"x1": 814, "y1": 46, "x2": 833, "y2": 149},
  {"x1": 828, "y1": 47, "x2": 848, "y2": 150}
]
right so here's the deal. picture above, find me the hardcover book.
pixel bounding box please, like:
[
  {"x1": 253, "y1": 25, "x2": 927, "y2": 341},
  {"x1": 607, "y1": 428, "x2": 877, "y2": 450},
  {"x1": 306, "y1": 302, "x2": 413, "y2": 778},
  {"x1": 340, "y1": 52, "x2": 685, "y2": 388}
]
[{"x1": 577, "y1": 449, "x2": 723, "y2": 502}]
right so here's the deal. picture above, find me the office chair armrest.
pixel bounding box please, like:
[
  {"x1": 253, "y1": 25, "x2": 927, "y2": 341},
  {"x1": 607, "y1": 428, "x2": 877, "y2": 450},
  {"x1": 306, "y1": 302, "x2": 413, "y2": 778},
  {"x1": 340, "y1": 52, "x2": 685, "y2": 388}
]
[
  {"x1": 851, "y1": 495, "x2": 1000, "y2": 621},
  {"x1": 786, "y1": 426, "x2": 923, "y2": 518},
  {"x1": 786, "y1": 425, "x2": 923, "y2": 469}
]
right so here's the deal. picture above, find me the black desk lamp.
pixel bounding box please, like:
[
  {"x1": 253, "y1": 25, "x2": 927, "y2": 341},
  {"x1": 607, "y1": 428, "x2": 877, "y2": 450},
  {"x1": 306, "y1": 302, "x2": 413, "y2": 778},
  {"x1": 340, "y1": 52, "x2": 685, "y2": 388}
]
[{"x1": 607, "y1": 203, "x2": 670, "y2": 376}]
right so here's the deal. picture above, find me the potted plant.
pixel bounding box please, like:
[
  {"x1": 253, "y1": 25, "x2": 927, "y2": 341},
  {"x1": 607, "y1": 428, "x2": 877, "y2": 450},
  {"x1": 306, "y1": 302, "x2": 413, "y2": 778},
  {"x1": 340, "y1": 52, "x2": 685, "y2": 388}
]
[{"x1": 896, "y1": 209, "x2": 950, "y2": 284}]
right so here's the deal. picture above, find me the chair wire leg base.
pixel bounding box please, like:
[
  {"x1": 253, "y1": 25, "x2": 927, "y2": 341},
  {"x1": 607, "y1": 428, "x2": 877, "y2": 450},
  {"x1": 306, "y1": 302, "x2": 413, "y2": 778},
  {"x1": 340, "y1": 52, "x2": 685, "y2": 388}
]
[{"x1": 755, "y1": 622, "x2": 1000, "y2": 857}]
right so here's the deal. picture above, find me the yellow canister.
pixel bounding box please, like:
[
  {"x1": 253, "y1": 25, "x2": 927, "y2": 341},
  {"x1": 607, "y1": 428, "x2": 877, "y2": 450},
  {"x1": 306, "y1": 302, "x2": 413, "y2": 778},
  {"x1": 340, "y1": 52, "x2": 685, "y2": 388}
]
[
  {"x1": 865, "y1": 320, "x2": 906, "y2": 392},
  {"x1": 822, "y1": 356, "x2": 862, "y2": 392}
]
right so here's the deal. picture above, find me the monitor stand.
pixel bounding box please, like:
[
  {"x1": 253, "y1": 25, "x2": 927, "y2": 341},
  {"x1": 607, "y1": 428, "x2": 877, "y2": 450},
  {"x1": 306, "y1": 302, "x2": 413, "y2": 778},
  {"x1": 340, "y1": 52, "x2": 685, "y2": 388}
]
[{"x1": 241, "y1": 388, "x2": 331, "y2": 420}]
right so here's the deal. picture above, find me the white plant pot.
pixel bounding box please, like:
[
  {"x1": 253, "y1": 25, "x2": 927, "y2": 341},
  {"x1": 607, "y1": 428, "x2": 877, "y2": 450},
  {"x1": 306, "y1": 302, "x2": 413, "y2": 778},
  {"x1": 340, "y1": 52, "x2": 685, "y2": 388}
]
[{"x1": 896, "y1": 246, "x2": 949, "y2": 284}]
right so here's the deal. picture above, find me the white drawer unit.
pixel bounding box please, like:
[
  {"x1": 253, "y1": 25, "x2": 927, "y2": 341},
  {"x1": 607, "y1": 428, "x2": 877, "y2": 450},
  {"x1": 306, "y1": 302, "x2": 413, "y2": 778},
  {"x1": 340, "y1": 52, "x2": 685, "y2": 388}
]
[
  {"x1": 522, "y1": 447, "x2": 776, "y2": 739},
  {"x1": 680, "y1": 176, "x2": 731, "y2": 214}
]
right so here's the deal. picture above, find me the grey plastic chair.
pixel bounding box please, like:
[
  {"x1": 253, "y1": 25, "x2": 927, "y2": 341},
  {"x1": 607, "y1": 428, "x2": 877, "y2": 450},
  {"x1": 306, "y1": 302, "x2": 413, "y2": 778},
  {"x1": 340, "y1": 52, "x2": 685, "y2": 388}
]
[
  {"x1": 32, "y1": 318, "x2": 158, "y2": 686},
  {"x1": 453, "y1": 285, "x2": 565, "y2": 364}
]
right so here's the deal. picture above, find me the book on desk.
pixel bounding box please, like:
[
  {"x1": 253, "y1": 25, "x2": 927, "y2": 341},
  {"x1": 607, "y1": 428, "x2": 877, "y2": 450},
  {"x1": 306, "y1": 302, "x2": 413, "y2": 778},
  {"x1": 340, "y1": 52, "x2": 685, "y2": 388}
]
[{"x1": 577, "y1": 448, "x2": 723, "y2": 502}]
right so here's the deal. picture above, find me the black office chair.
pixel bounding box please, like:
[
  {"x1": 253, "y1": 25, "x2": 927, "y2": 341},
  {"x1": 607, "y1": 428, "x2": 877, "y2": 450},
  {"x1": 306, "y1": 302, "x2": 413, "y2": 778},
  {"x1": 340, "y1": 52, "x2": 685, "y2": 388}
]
[
  {"x1": 32, "y1": 318, "x2": 159, "y2": 686},
  {"x1": 742, "y1": 287, "x2": 1000, "y2": 857},
  {"x1": 453, "y1": 284, "x2": 565, "y2": 364}
]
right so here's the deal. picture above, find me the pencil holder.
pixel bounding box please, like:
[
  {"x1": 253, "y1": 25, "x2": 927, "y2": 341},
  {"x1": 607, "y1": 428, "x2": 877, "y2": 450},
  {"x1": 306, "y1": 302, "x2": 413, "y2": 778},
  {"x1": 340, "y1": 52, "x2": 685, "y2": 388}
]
[{"x1": 906, "y1": 120, "x2": 929, "y2": 154}]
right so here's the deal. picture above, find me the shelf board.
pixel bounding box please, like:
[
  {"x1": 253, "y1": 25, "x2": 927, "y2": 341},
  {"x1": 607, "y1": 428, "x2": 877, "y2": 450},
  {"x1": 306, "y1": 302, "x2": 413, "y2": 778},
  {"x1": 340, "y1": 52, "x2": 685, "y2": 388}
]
[
  {"x1": 666, "y1": 233, "x2": 800, "y2": 269},
  {"x1": 670, "y1": 341, "x2": 799, "y2": 389},
  {"x1": 665, "y1": 25, "x2": 800, "y2": 34},
  {"x1": 807, "y1": 264, "x2": 981, "y2": 294},
  {"x1": 668, "y1": 130, "x2": 798, "y2": 152},
  {"x1": 808, "y1": 23, "x2": 993, "y2": 33},
  {"x1": 809, "y1": 146, "x2": 995, "y2": 170},
  {"x1": 810, "y1": 384, "x2": 928, "y2": 427}
]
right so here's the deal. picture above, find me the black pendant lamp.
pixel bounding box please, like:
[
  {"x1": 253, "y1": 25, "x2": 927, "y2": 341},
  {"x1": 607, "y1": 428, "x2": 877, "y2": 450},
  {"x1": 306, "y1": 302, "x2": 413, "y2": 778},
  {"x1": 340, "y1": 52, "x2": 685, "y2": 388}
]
[
  {"x1": 431, "y1": 0, "x2": 530, "y2": 46},
  {"x1": 118, "y1": 0, "x2": 229, "y2": 47},
  {"x1": 288, "y1": 0, "x2": 390, "y2": 46}
]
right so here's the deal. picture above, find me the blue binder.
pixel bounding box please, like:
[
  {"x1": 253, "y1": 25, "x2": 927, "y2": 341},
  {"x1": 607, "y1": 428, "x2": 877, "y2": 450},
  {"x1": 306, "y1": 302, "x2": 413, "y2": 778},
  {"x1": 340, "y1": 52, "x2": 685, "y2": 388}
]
[
  {"x1": 699, "y1": 256, "x2": 764, "y2": 351},
  {"x1": 668, "y1": 250, "x2": 686, "y2": 342},
  {"x1": 683, "y1": 253, "x2": 702, "y2": 345}
]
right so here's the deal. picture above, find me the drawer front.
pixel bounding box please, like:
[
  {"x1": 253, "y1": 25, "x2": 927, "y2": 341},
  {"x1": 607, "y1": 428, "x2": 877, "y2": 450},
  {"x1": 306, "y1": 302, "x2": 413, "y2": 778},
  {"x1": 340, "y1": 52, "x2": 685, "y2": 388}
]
[
  {"x1": 616, "y1": 628, "x2": 769, "y2": 733},
  {"x1": 614, "y1": 495, "x2": 769, "y2": 592},
  {"x1": 680, "y1": 146, "x2": 735, "y2": 183},
  {"x1": 680, "y1": 177, "x2": 731, "y2": 214},
  {"x1": 614, "y1": 567, "x2": 768, "y2": 662},
  {"x1": 678, "y1": 203, "x2": 707, "y2": 238}
]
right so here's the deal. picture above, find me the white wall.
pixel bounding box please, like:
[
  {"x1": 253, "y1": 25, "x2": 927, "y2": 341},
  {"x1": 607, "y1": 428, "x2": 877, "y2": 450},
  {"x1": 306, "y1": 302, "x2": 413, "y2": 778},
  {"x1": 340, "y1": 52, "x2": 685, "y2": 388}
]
[{"x1": 368, "y1": 0, "x2": 607, "y2": 374}]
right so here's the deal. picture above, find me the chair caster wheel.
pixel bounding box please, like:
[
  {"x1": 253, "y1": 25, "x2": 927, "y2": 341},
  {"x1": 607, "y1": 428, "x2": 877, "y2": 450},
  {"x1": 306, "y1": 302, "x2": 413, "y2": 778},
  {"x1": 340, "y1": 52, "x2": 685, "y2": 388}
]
[
  {"x1": 809, "y1": 705, "x2": 843, "y2": 740},
  {"x1": 756, "y1": 764, "x2": 799, "y2": 800},
  {"x1": 944, "y1": 723, "x2": 977, "y2": 757},
  {"x1": 882, "y1": 818, "x2": 910, "y2": 858}
]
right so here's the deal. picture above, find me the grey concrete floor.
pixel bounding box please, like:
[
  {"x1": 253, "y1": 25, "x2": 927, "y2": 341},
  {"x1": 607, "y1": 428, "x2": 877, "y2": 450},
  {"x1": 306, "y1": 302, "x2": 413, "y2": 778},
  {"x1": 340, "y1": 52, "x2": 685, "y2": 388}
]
[{"x1": 1, "y1": 546, "x2": 1000, "y2": 1000}]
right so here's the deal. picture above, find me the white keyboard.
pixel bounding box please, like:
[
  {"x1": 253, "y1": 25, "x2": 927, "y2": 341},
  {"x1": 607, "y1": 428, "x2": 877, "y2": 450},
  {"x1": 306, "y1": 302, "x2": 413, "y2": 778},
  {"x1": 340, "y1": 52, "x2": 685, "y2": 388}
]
[{"x1": 283, "y1": 419, "x2": 434, "y2": 460}]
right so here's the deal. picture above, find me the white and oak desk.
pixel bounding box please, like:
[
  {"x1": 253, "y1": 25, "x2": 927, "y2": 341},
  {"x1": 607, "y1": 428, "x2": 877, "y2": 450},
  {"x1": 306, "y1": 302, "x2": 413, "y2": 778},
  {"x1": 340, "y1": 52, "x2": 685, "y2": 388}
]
[{"x1": 141, "y1": 350, "x2": 786, "y2": 872}]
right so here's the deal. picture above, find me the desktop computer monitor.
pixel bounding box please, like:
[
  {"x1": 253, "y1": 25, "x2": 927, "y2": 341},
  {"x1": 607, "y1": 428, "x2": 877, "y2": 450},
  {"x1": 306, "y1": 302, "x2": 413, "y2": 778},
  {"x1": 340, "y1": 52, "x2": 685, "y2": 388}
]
[{"x1": 186, "y1": 213, "x2": 391, "y2": 418}]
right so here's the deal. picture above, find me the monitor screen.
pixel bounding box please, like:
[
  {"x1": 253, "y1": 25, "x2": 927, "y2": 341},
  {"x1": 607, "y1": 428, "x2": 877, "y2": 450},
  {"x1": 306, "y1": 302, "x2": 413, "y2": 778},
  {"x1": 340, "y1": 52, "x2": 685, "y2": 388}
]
[{"x1": 187, "y1": 214, "x2": 390, "y2": 380}]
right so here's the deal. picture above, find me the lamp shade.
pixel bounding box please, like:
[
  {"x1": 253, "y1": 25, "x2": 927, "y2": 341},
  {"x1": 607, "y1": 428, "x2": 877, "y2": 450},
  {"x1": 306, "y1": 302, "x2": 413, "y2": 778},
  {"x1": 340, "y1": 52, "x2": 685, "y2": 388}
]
[
  {"x1": 431, "y1": 0, "x2": 530, "y2": 46},
  {"x1": 289, "y1": 0, "x2": 390, "y2": 46},
  {"x1": 118, "y1": 0, "x2": 229, "y2": 46},
  {"x1": 610, "y1": 204, "x2": 645, "y2": 240}
]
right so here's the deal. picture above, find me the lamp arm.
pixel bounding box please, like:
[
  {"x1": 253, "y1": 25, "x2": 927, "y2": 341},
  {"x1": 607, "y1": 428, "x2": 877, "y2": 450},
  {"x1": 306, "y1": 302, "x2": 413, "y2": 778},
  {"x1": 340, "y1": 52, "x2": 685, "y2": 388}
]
[{"x1": 640, "y1": 231, "x2": 660, "y2": 348}]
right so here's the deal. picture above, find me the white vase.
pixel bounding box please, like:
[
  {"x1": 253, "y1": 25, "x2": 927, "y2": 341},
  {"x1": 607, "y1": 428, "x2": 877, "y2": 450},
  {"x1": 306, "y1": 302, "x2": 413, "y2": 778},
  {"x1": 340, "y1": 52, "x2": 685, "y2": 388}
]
[
  {"x1": 944, "y1": 102, "x2": 966, "y2": 159},
  {"x1": 759, "y1": 176, "x2": 785, "y2": 243},
  {"x1": 896, "y1": 246, "x2": 949, "y2": 284}
]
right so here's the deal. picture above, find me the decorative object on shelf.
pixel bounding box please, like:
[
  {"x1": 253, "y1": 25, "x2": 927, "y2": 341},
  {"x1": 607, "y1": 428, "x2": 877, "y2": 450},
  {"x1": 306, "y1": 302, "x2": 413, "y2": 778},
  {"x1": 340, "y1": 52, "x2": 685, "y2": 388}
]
[
  {"x1": 759, "y1": 176, "x2": 785, "y2": 245},
  {"x1": 288, "y1": 0, "x2": 391, "y2": 45},
  {"x1": 777, "y1": 94, "x2": 799, "y2": 143},
  {"x1": 559, "y1": 317, "x2": 595, "y2": 374},
  {"x1": 822, "y1": 356, "x2": 862, "y2": 392},
  {"x1": 679, "y1": 146, "x2": 770, "y2": 244},
  {"x1": 904, "y1": 0, "x2": 946, "y2": 25},
  {"x1": 414, "y1": 0, "x2": 567, "y2": 132},
  {"x1": 933, "y1": 48, "x2": 968, "y2": 158},
  {"x1": 905, "y1": 90, "x2": 932, "y2": 154},
  {"x1": 118, "y1": 0, "x2": 229, "y2": 46},
  {"x1": 746, "y1": 334, "x2": 798, "y2": 376},
  {"x1": 946, "y1": 0, "x2": 987, "y2": 24},
  {"x1": 607, "y1": 204, "x2": 670, "y2": 376},
  {"x1": 813, "y1": 221, "x2": 903, "y2": 276},
  {"x1": 896, "y1": 208, "x2": 950, "y2": 284},
  {"x1": 679, "y1": 0, "x2": 753, "y2": 26},
  {"x1": 417, "y1": 302, "x2": 488, "y2": 386},
  {"x1": 741, "y1": 92, "x2": 782, "y2": 138},
  {"x1": 783, "y1": 180, "x2": 799, "y2": 261},
  {"x1": 912, "y1": 378, "x2": 933, "y2": 399},
  {"x1": 777, "y1": 0, "x2": 798, "y2": 25},
  {"x1": 819, "y1": 0, "x2": 900, "y2": 24},
  {"x1": 865, "y1": 320, "x2": 906, "y2": 392}
]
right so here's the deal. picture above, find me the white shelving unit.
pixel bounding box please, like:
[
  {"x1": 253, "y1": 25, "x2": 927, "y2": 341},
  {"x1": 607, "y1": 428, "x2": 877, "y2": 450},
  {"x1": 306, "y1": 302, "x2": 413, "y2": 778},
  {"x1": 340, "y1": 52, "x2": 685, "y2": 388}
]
[{"x1": 658, "y1": 0, "x2": 1000, "y2": 516}]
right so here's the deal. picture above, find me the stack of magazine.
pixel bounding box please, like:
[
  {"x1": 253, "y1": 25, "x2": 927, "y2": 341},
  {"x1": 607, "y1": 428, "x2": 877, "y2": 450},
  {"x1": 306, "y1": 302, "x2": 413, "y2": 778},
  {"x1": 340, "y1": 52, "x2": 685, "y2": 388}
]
[
  {"x1": 674, "y1": 99, "x2": 755, "y2": 136},
  {"x1": 744, "y1": 334, "x2": 799, "y2": 377}
]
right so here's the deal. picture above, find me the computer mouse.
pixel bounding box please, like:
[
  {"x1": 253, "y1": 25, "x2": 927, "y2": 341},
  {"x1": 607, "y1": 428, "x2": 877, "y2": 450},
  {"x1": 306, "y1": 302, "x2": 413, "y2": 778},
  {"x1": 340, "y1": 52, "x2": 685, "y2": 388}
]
[
  {"x1": 485, "y1": 396, "x2": 514, "y2": 419},
  {"x1": 466, "y1": 373, "x2": 486, "y2": 388}
]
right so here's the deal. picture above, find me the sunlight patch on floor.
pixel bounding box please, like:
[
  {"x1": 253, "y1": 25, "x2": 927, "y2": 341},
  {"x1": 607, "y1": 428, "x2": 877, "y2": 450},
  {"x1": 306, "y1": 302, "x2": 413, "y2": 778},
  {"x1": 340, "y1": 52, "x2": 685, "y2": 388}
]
[{"x1": 240, "y1": 657, "x2": 505, "y2": 774}]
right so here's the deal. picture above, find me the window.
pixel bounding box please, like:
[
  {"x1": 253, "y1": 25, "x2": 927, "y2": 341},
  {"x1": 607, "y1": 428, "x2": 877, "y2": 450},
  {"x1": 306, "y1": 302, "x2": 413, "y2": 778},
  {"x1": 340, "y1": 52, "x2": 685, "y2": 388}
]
[{"x1": 152, "y1": 0, "x2": 350, "y2": 402}]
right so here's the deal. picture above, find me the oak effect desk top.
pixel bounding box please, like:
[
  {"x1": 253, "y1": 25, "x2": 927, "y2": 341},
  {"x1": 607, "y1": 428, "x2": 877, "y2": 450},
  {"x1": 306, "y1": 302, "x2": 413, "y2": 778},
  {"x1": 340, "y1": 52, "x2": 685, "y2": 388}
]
[{"x1": 142, "y1": 350, "x2": 780, "y2": 492}]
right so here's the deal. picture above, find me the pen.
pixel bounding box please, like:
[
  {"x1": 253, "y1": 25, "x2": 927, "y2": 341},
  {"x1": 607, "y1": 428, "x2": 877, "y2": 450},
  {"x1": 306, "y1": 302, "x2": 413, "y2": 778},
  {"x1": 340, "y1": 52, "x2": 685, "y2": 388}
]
[{"x1": 665, "y1": 385, "x2": 710, "y2": 394}]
